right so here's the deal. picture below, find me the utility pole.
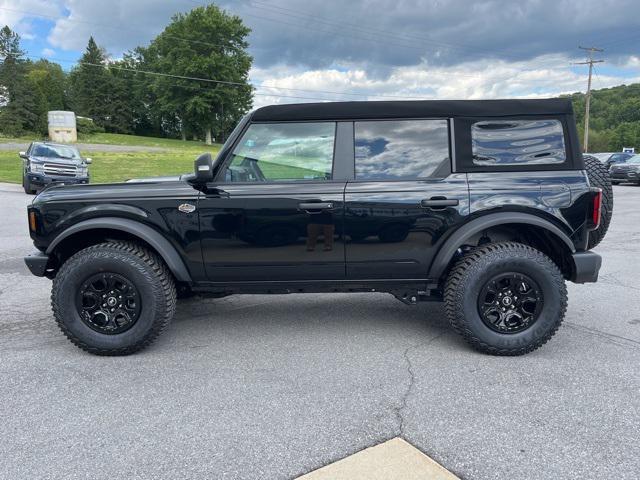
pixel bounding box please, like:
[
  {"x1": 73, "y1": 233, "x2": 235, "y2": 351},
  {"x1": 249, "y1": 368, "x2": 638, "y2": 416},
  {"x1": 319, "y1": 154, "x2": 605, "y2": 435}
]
[{"x1": 575, "y1": 46, "x2": 604, "y2": 153}]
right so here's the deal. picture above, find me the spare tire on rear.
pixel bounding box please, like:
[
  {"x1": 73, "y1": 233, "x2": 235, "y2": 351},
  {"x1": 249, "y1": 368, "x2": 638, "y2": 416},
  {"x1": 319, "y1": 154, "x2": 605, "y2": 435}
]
[{"x1": 584, "y1": 155, "x2": 613, "y2": 249}]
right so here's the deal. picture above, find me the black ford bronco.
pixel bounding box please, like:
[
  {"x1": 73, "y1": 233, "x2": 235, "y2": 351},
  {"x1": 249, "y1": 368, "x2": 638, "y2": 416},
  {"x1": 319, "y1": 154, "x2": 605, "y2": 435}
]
[{"x1": 24, "y1": 99, "x2": 612, "y2": 356}]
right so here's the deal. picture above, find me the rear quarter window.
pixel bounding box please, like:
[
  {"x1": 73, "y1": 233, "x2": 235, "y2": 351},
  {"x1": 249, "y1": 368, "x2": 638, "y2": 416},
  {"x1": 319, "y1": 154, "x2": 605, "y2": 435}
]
[{"x1": 471, "y1": 119, "x2": 566, "y2": 166}]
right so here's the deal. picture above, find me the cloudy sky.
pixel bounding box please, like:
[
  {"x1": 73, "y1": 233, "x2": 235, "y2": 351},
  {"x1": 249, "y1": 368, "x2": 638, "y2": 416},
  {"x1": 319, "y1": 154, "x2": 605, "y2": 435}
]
[{"x1": 2, "y1": 0, "x2": 640, "y2": 107}]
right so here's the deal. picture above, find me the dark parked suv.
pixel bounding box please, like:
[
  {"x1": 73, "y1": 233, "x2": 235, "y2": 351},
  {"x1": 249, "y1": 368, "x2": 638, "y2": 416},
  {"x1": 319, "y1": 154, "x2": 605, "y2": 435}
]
[
  {"x1": 24, "y1": 99, "x2": 612, "y2": 356},
  {"x1": 20, "y1": 142, "x2": 91, "y2": 194}
]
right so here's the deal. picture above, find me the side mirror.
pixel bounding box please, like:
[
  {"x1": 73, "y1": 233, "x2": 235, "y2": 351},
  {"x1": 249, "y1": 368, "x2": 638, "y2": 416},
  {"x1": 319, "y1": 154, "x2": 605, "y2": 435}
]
[
  {"x1": 194, "y1": 153, "x2": 214, "y2": 183},
  {"x1": 19, "y1": 151, "x2": 27, "y2": 159},
  {"x1": 84, "y1": 158, "x2": 92, "y2": 164}
]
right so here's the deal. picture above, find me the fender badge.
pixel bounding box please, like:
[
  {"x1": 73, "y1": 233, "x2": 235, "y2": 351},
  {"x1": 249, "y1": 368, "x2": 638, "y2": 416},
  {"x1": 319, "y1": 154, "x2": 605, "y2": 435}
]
[{"x1": 178, "y1": 203, "x2": 196, "y2": 214}]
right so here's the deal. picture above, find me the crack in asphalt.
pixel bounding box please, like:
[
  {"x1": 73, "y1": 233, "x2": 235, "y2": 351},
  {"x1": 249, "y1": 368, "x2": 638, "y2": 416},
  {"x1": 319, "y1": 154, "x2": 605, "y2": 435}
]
[
  {"x1": 394, "y1": 330, "x2": 447, "y2": 437},
  {"x1": 565, "y1": 321, "x2": 640, "y2": 349}
]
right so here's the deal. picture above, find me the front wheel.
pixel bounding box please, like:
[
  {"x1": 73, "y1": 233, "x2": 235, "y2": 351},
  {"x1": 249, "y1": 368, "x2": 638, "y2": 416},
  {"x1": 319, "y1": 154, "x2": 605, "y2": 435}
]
[
  {"x1": 22, "y1": 174, "x2": 36, "y2": 194},
  {"x1": 444, "y1": 242, "x2": 567, "y2": 356},
  {"x1": 51, "y1": 241, "x2": 177, "y2": 355}
]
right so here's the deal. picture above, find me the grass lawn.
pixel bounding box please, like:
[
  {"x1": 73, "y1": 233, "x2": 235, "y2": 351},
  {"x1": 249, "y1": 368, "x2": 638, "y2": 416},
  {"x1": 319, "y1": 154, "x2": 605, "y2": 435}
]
[
  {"x1": 0, "y1": 133, "x2": 220, "y2": 184},
  {"x1": 0, "y1": 133, "x2": 327, "y2": 184},
  {"x1": 77, "y1": 132, "x2": 208, "y2": 149}
]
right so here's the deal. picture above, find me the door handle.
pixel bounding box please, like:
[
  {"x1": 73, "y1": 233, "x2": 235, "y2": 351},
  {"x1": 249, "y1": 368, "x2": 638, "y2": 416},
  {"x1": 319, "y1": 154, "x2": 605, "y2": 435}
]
[
  {"x1": 420, "y1": 197, "x2": 459, "y2": 209},
  {"x1": 298, "y1": 202, "x2": 334, "y2": 212}
]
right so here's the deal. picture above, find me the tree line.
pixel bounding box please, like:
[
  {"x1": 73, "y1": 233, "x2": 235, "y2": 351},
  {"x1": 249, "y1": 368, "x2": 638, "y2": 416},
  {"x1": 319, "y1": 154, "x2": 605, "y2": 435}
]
[
  {"x1": 0, "y1": 4, "x2": 253, "y2": 143},
  {"x1": 569, "y1": 83, "x2": 640, "y2": 152}
]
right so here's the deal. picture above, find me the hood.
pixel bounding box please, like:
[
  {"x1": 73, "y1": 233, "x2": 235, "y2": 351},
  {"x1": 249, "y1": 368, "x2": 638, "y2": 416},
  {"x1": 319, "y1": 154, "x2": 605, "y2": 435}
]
[
  {"x1": 30, "y1": 155, "x2": 83, "y2": 165},
  {"x1": 32, "y1": 178, "x2": 196, "y2": 205},
  {"x1": 125, "y1": 175, "x2": 185, "y2": 183}
]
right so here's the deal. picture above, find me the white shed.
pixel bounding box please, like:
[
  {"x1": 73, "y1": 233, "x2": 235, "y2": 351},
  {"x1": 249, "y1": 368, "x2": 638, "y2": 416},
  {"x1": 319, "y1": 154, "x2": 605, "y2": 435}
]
[{"x1": 48, "y1": 111, "x2": 77, "y2": 143}]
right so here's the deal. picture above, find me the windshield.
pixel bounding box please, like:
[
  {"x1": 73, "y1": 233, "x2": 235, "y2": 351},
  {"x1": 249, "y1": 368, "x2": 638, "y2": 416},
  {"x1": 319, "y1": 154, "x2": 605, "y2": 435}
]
[
  {"x1": 31, "y1": 144, "x2": 81, "y2": 160},
  {"x1": 626, "y1": 154, "x2": 640, "y2": 164}
]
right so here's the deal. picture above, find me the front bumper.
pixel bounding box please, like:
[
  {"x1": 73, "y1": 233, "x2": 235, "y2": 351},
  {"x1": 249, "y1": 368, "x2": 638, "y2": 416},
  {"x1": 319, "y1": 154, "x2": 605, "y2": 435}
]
[
  {"x1": 24, "y1": 251, "x2": 54, "y2": 278},
  {"x1": 570, "y1": 251, "x2": 602, "y2": 284},
  {"x1": 610, "y1": 170, "x2": 639, "y2": 181},
  {"x1": 27, "y1": 173, "x2": 89, "y2": 188}
]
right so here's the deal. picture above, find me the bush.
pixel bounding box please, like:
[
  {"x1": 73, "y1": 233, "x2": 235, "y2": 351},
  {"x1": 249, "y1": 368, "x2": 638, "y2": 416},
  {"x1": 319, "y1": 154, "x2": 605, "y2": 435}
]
[{"x1": 76, "y1": 117, "x2": 104, "y2": 135}]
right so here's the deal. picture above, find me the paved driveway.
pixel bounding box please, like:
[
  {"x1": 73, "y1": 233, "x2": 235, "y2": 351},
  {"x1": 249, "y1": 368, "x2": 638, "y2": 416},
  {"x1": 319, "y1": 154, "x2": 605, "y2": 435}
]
[{"x1": 1, "y1": 182, "x2": 639, "y2": 479}]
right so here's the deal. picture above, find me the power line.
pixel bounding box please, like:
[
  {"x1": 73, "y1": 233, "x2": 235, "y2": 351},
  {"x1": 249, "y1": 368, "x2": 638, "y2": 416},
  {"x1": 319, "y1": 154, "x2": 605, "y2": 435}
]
[
  {"x1": 3, "y1": 4, "x2": 574, "y2": 82},
  {"x1": 189, "y1": 0, "x2": 561, "y2": 68},
  {"x1": 22, "y1": 54, "x2": 433, "y2": 102},
  {"x1": 222, "y1": 0, "x2": 552, "y2": 64}
]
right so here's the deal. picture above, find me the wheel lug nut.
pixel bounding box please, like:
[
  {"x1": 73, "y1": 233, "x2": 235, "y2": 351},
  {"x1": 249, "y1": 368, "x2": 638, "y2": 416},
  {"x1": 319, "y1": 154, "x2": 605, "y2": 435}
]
[{"x1": 102, "y1": 303, "x2": 106, "y2": 307}]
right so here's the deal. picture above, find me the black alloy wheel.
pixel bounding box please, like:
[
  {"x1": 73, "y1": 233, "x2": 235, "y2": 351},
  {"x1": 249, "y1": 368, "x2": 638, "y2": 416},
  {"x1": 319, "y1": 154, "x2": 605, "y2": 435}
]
[
  {"x1": 77, "y1": 272, "x2": 142, "y2": 334},
  {"x1": 477, "y1": 273, "x2": 543, "y2": 334}
]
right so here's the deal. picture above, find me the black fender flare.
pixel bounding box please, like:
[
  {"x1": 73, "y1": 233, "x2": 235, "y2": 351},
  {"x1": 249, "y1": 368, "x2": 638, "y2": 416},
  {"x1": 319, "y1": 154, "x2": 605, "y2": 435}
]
[
  {"x1": 428, "y1": 212, "x2": 576, "y2": 279},
  {"x1": 46, "y1": 217, "x2": 192, "y2": 282}
]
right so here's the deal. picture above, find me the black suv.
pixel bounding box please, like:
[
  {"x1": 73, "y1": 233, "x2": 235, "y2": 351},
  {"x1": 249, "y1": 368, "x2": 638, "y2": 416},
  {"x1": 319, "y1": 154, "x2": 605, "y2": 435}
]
[
  {"x1": 20, "y1": 142, "x2": 91, "y2": 194},
  {"x1": 24, "y1": 99, "x2": 612, "y2": 356}
]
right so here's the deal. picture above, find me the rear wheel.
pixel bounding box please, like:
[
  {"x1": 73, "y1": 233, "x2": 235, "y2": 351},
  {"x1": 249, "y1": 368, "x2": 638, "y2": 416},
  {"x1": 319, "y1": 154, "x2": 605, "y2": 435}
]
[
  {"x1": 51, "y1": 241, "x2": 176, "y2": 355},
  {"x1": 584, "y1": 155, "x2": 613, "y2": 249},
  {"x1": 444, "y1": 242, "x2": 567, "y2": 356}
]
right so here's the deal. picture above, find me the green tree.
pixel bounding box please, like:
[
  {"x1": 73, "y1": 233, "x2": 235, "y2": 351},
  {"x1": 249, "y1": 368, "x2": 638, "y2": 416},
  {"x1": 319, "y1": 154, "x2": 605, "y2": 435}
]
[
  {"x1": 68, "y1": 37, "x2": 112, "y2": 127},
  {"x1": 569, "y1": 83, "x2": 640, "y2": 152},
  {"x1": 0, "y1": 25, "x2": 47, "y2": 135},
  {"x1": 27, "y1": 59, "x2": 67, "y2": 111},
  {"x1": 140, "y1": 4, "x2": 253, "y2": 142},
  {"x1": 610, "y1": 122, "x2": 640, "y2": 151}
]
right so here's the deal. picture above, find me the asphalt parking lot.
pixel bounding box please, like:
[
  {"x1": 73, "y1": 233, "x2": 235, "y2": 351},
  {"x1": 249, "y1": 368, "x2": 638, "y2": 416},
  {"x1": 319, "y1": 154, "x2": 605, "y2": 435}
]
[{"x1": 1, "y1": 181, "x2": 639, "y2": 479}]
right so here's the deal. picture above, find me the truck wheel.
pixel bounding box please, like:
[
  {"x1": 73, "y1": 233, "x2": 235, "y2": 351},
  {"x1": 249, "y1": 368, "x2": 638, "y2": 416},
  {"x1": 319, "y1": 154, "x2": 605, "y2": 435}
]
[
  {"x1": 22, "y1": 175, "x2": 36, "y2": 194},
  {"x1": 444, "y1": 242, "x2": 567, "y2": 356},
  {"x1": 51, "y1": 241, "x2": 176, "y2": 355},
  {"x1": 584, "y1": 155, "x2": 613, "y2": 249}
]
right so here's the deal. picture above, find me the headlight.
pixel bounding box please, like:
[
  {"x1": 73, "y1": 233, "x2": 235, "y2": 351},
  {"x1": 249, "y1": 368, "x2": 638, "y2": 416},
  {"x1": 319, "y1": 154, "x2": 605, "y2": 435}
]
[{"x1": 30, "y1": 162, "x2": 45, "y2": 173}]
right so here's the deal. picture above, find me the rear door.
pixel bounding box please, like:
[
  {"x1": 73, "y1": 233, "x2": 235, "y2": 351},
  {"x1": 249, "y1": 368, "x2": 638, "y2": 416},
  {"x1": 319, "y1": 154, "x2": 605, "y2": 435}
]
[
  {"x1": 199, "y1": 121, "x2": 350, "y2": 282},
  {"x1": 344, "y1": 119, "x2": 469, "y2": 279}
]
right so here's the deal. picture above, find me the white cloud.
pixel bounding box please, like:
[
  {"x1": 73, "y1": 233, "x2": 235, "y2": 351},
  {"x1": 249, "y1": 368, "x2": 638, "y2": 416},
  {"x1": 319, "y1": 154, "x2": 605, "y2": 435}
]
[
  {"x1": 0, "y1": 0, "x2": 63, "y2": 40},
  {"x1": 249, "y1": 54, "x2": 640, "y2": 108},
  {"x1": 1, "y1": 0, "x2": 638, "y2": 106},
  {"x1": 46, "y1": 0, "x2": 196, "y2": 54}
]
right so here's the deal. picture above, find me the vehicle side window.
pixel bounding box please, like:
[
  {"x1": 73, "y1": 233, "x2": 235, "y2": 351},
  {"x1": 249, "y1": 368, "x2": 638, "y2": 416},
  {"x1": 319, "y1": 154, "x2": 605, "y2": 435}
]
[
  {"x1": 354, "y1": 120, "x2": 450, "y2": 180},
  {"x1": 223, "y1": 122, "x2": 336, "y2": 182},
  {"x1": 471, "y1": 119, "x2": 566, "y2": 166}
]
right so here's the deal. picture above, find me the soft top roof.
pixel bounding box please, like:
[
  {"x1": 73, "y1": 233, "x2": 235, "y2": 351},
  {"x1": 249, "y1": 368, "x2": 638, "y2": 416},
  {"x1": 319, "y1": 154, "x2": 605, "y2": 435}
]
[{"x1": 251, "y1": 98, "x2": 573, "y2": 122}]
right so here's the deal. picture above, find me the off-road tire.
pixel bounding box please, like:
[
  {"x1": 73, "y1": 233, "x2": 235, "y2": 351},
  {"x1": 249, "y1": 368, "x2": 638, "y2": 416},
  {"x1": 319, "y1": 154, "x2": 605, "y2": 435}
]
[
  {"x1": 22, "y1": 175, "x2": 36, "y2": 194},
  {"x1": 584, "y1": 155, "x2": 613, "y2": 249},
  {"x1": 444, "y1": 242, "x2": 567, "y2": 356},
  {"x1": 51, "y1": 241, "x2": 176, "y2": 355}
]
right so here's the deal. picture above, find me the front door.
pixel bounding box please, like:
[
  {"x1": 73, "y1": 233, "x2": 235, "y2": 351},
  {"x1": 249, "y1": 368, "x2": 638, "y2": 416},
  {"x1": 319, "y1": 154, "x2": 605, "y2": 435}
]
[{"x1": 199, "y1": 121, "x2": 347, "y2": 282}]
